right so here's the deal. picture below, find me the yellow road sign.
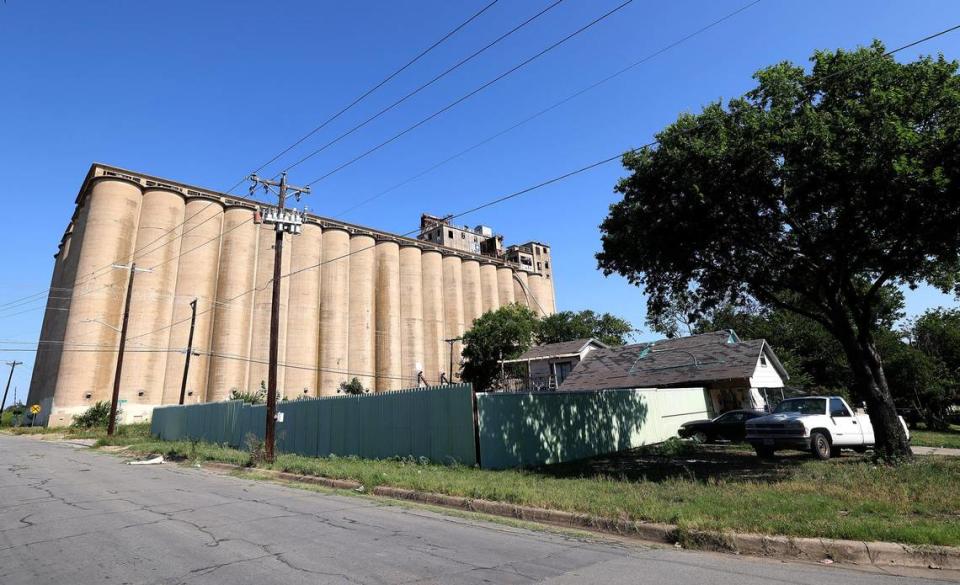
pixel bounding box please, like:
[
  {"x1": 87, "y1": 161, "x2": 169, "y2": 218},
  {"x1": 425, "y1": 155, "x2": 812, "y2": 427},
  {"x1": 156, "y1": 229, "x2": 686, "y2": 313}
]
[{"x1": 30, "y1": 404, "x2": 41, "y2": 415}]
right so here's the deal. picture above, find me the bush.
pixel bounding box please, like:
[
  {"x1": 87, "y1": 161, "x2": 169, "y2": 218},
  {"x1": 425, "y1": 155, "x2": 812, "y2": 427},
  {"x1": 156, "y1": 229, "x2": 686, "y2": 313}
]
[
  {"x1": 338, "y1": 377, "x2": 368, "y2": 395},
  {"x1": 72, "y1": 401, "x2": 114, "y2": 428}
]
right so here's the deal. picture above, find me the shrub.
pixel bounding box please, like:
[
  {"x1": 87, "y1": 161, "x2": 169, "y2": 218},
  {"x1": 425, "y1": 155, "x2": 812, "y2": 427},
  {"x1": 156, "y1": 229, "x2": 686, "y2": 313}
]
[
  {"x1": 338, "y1": 377, "x2": 368, "y2": 395},
  {"x1": 72, "y1": 401, "x2": 114, "y2": 428}
]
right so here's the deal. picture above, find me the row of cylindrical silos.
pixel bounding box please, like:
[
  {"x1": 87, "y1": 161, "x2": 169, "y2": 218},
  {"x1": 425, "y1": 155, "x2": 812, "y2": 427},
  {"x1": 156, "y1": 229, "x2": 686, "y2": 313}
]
[{"x1": 29, "y1": 173, "x2": 556, "y2": 425}]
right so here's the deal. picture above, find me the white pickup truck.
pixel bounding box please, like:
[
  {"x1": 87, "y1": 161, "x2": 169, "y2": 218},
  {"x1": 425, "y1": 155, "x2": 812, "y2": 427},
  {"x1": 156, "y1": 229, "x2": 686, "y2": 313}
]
[{"x1": 745, "y1": 396, "x2": 910, "y2": 459}]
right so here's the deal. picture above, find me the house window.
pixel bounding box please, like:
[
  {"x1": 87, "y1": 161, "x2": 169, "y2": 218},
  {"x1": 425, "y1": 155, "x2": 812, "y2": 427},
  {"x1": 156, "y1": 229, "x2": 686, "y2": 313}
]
[
  {"x1": 544, "y1": 261, "x2": 550, "y2": 269},
  {"x1": 537, "y1": 262, "x2": 542, "y2": 270},
  {"x1": 461, "y1": 233, "x2": 466, "y2": 239},
  {"x1": 448, "y1": 230, "x2": 453, "y2": 239},
  {"x1": 759, "y1": 355, "x2": 768, "y2": 367}
]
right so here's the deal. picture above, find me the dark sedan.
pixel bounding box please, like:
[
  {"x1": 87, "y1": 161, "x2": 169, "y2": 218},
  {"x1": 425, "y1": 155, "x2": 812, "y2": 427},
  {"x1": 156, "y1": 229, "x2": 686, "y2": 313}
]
[{"x1": 678, "y1": 410, "x2": 766, "y2": 443}]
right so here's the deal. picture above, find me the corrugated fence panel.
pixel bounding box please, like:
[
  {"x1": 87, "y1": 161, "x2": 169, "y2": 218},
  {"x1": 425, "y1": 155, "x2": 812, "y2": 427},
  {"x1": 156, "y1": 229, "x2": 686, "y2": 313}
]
[
  {"x1": 476, "y1": 387, "x2": 709, "y2": 470},
  {"x1": 149, "y1": 385, "x2": 476, "y2": 464}
]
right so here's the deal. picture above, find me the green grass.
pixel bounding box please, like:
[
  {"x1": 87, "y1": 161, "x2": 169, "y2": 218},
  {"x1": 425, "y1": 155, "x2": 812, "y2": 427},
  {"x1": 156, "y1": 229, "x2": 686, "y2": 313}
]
[
  {"x1": 2, "y1": 422, "x2": 152, "y2": 441},
  {"x1": 113, "y1": 438, "x2": 960, "y2": 547},
  {"x1": 911, "y1": 424, "x2": 960, "y2": 449}
]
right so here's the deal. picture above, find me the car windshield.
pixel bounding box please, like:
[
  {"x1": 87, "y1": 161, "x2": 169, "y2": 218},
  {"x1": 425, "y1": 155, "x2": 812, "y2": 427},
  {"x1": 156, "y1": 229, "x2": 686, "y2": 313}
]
[{"x1": 774, "y1": 398, "x2": 826, "y2": 415}]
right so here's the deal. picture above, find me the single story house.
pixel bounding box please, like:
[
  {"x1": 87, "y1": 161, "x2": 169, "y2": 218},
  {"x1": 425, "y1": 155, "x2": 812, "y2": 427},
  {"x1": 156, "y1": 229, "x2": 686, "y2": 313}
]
[
  {"x1": 499, "y1": 338, "x2": 608, "y2": 390},
  {"x1": 557, "y1": 330, "x2": 789, "y2": 414}
]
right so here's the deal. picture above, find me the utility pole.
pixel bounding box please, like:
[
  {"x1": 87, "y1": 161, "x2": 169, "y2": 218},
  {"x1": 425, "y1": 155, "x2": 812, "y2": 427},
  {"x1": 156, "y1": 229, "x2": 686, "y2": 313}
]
[
  {"x1": 249, "y1": 172, "x2": 308, "y2": 462},
  {"x1": 107, "y1": 263, "x2": 150, "y2": 436},
  {"x1": 178, "y1": 298, "x2": 198, "y2": 405},
  {"x1": 444, "y1": 337, "x2": 462, "y2": 385},
  {"x1": 0, "y1": 361, "x2": 22, "y2": 427}
]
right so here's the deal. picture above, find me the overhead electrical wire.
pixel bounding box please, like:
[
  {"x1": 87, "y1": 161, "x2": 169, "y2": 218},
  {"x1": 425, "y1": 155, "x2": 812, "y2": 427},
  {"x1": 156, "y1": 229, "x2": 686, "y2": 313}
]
[
  {"x1": 120, "y1": 19, "x2": 960, "y2": 349},
  {"x1": 275, "y1": 0, "x2": 567, "y2": 176},
  {"x1": 222, "y1": 0, "x2": 503, "y2": 194},
  {"x1": 299, "y1": 0, "x2": 635, "y2": 188},
  {"x1": 335, "y1": 0, "x2": 763, "y2": 218},
  {"x1": 0, "y1": 2, "x2": 502, "y2": 314}
]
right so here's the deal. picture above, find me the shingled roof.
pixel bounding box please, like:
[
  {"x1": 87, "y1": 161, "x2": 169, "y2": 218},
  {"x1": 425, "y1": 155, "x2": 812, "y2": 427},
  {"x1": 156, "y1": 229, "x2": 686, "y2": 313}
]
[
  {"x1": 558, "y1": 331, "x2": 788, "y2": 391},
  {"x1": 513, "y1": 338, "x2": 607, "y2": 361}
]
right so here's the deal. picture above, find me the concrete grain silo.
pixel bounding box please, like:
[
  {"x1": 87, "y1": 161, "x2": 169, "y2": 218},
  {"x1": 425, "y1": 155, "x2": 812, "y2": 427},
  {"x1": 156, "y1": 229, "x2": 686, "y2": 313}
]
[
  {"x1": 441, "y1": 254, "x2": 465, "y2": 380},
  {"x1": 318, "y1": 227, "x2": 350, "y2": 395},
  {"x1": 283, "y1": 222, "x2": 322, "y2": 397},
  {"x1": 49, "y1": 177, "x2": 143, "y2": 426},
  {"x1": 375, "y1": 240, "x2": 402, "y2": 392},
  {"x1": 513, "y1": 270, "x2": 531, "y2": 309},
  {"x1": 33, "y1": 165, "x2": 558, "y2": 424},
  {"x1": 420, "y1": 250, "x2": 445, "y2": 385},
  {"x1": 206, "y1": 205, "x2": 258, "y2": 401},
  {"x1": 119, "y1": 187, "x2": 186, "y2": 414},
  {"x1": 461, "y1": 259, "x2": 482, "y2": 329},
  {"x1": 248, "y1": 223, "x2": 291, "y2": 394},
  {"x1": 528, "y1": 273, "x2": 548, "y2": 317},
  {"x1": 348, "y1": 233, "x2": 376, "y2": 390},
  {"x1": 399, "y1": 245, "x2": 425, "y2": 388},
  {"x1": 496, "y1": 267, "x2": 515, "y2": 307},
  {"x1": 479, "y1": 262, "x2": 499, "y2": 315},
  {"x1": 160, "y1": 199, "x2": 224, "y2": 404}
]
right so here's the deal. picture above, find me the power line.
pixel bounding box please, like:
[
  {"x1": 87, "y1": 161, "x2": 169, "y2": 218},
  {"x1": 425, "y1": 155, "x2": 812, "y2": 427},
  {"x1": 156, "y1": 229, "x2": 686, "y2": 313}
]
[
  {"x1": 301, "y1": 0, "x2": 635, "y2": 188},
  {"x1": 277, "y1": 0, "x2": 567, "y2": 176},
  {"x1": 222, "y1": 0, "x2": 501, "y2": 195},
  {"x1": 335, "y1": 0, "x2": 763, "y2": 218}
]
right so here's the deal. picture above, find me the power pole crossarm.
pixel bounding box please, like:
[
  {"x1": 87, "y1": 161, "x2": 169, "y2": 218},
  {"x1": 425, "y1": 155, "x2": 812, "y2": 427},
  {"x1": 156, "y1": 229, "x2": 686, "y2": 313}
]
[{"x1": 248, "y1": 172, "x2": 309, "y2": 462}]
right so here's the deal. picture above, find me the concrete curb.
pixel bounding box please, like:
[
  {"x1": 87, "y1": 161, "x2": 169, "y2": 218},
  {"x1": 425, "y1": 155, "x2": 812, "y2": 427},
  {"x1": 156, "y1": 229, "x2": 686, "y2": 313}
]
[{"x1": 200, "y1": 462, "x2": 959, "y2": 570}]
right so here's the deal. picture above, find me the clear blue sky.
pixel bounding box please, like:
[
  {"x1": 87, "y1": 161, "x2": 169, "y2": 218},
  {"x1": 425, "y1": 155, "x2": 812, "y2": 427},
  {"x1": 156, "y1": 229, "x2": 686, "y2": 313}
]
[{"x1": 1, "y1": 1, "x2": 958, "y2": 396}]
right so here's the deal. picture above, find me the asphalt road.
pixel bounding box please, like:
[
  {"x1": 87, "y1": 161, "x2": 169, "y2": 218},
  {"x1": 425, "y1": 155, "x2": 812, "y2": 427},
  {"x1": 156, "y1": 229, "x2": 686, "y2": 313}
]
[{"x1": 0, "y1": 436, "x2": 954, "y2": 585}]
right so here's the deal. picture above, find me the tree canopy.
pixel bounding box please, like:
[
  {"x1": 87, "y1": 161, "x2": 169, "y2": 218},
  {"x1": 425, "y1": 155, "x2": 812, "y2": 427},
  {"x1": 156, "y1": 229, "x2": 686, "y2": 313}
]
[
  {"x1": 598, "y1": 43, "x2": 960, "y2": 461},
  {"x1": 537, "y1": 310, "x2": 633, "y2": 346}
]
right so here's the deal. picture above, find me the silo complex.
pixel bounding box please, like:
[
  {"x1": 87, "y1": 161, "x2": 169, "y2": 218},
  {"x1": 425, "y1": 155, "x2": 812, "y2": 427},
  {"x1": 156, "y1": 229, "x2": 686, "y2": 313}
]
[{"x1": 29, "y1": 165, "x2": 556, "y2": 425}]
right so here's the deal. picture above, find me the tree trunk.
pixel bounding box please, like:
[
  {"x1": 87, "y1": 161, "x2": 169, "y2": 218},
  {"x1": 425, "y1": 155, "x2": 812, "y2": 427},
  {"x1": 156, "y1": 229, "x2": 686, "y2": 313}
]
[{"x1": 836, "y1": 331, "x2": 913, "y2": 462}]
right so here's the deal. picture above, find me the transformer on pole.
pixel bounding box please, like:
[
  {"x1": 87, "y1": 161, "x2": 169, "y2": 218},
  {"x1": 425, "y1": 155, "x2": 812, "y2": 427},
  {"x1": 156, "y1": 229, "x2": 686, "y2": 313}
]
[{"x1": 248, "y1": 172, "x2": 310, "y2": 462}]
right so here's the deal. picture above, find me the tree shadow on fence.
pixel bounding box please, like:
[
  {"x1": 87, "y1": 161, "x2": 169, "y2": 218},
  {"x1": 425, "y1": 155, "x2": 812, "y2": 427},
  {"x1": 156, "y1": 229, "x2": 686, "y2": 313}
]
[{"x1": 477, "y1": 390, "x2": 650, "y2": 470}]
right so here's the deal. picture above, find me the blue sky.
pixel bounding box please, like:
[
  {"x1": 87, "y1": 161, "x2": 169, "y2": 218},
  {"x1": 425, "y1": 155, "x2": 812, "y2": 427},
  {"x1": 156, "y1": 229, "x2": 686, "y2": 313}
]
[{"x1": 1, "y1": 1, "x2": 958, "y2": 396}]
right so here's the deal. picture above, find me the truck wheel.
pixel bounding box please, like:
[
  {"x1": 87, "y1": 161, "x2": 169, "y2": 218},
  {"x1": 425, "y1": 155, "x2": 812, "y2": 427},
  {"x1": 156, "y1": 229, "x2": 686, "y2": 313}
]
[
  {"x1": 755, "y1": 445, "x2": 775, "y2": 459},
  {"x1": 810, "y1": 431, "x2": 832, "y2": 460}
]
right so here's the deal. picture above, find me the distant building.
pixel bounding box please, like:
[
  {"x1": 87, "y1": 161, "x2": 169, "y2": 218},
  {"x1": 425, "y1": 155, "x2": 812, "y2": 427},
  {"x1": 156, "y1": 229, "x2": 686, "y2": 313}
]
[
  {"x1": 558, "y1": 331, "x2": 789, "y2": 414},
  {"x1": 499, "y1": 338, "x2": 608, "y2": 390}
]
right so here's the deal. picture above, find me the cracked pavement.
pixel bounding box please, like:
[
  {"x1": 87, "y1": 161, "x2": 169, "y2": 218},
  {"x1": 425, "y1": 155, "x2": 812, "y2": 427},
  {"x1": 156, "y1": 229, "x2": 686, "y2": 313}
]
[{"x1": 0, "y1": 436, "x2": 955, "y2": 584}]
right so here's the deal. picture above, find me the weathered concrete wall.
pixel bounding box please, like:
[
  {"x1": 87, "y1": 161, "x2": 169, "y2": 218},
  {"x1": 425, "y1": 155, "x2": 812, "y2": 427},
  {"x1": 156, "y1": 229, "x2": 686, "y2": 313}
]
[
  {"x1": 49, "y1": 178, "x2": 143, "y2": 426},
  {"x1": 160, "y1": 199, "x2": 224, "y2": 405},
  {"x1": 497, "y1": 267, "x2": 515, "y2": 308},
  {"x1": 399, "y1": 245, "x2": 424, "y2": 389},
  {"x1": 479, "y1": 262, "x2": 499, "y2": 315},
  {"x1": 441, "y1": 254, "x2": 465, "y2": 381},
  {"x1": 319, "y1": 228, "x2": 350, "y2": 395},
  {"x1": 375, "y1": 241, "x2": 402, "y2": 392},
  {"x1": 206, "y1": 206, "x2": 258, "y2": 402},
  {"x1": 284, "y1": 223, "x2": 322, "y2": 398},
  {"x1": 120, "y1": 188, "x2": 186, "y2": 415},
  {"x1": 420, "y1": 250, "x2": 445, "y2": 385},
  {"x1": 348, "y1": 234, "x2": 376, "y2": 391}
]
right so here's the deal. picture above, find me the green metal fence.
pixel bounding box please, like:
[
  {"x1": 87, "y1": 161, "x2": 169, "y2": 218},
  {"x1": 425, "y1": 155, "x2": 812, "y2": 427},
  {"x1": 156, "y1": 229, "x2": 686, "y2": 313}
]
[
  {"x1": 150, "y1": 384, "x2": 477, "y2": 465},
  {"x1": 476, "y1": 387, "x2": 710, "y2": 469}
]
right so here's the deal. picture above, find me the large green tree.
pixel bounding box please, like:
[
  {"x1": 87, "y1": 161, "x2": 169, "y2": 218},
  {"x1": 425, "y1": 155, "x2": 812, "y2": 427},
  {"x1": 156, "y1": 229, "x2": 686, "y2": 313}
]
[
  {"x1": 536, "y1": 310, "x2": 633, "y2": 346},
  {"x1": 461, "y1": 304, "x2": 539, "y2": 391},
  {"x1": 597, "y1": 43, "x2": 960, "y2": 462}
]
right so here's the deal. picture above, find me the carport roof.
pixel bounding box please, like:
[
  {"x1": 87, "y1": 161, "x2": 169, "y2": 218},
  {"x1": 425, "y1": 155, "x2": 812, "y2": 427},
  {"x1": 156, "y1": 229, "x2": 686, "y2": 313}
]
[{"x1": 558, "y1": 331, "x2": 788, "y2": 391}]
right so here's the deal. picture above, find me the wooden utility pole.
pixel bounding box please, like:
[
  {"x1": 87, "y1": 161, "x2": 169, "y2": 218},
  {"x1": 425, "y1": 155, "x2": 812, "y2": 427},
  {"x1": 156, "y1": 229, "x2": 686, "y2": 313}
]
[
  {"x1": 248, "y1": 172, "x2": 308, "y2": 462},
  {"x1": 444, "y1": 337, "x2": 462, "y2": 384},
  {"x1": 107, "y1": 263, "x2": 147, "y2": 436},
  {"x1": 0, "y1": 360, "x2": 22, "y2": 427},
  {"x1": 178, "y1": 298, "x2": 198, "y2": 405}
]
